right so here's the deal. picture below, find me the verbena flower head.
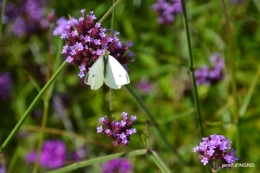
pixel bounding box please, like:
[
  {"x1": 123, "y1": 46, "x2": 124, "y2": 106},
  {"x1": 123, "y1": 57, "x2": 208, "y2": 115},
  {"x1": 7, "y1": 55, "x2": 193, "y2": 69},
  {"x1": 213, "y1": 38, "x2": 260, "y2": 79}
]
[
  {"x1": 25, "y1": 140, "x2": 66, "y2": 169},
  {"x1": 61, "y1": 10, "x2": 134, "y2": 78},
  {"x1": 194, "y1": 134, "x2": 239, "y2": 171},
  {"x1": 97, "y1": 112, "x2": 137, "y2": 147},
  {"x1": 152, "y1": 0, "x2": 182, "y2": 25},
  {"x1": 195, "y1": 52, "x2": 225, "y2": 86},
  {"x1": 102, "y1": 158, "x2": 132, "y2": 173},
  {"x1": 0, "y1": 72, "x2": 12, "y2": 100}
]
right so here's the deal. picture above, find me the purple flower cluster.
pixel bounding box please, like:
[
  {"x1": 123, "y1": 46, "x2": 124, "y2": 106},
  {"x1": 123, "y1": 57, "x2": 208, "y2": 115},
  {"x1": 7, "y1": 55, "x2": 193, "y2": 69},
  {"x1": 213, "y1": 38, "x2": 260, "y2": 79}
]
[
  {"x1": 194, "y1": 134, "x2": 239, "y2": 171},
  {"x1": 152, "y1": 0, "x2": 182, "y2": 25},
  {"x1": 0, "y1": 72, "x2": 12, "y2": 100},
  {"x1": 61, "y1": 10, "x2": 134, "y2": 78},
  {"x1": 102, "y1": 158, "x2": 132, "y2": 173},
  {"x1": 97, "y1": 112, "x2": 137, "y2": 147},
  {"x1": 2, "y1": 0, "x2": 49, "y2": 37},
  {"x1": 25, "y1": 140, "x2": 66, "y2": 169},
  {"x1": 195, "y1": 52, "x2": 225, "y2": 86}
]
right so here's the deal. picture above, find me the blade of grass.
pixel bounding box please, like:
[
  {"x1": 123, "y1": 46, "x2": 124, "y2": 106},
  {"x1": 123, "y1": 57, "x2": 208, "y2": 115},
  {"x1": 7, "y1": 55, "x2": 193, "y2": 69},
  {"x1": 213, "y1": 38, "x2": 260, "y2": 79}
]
[
  {"x1": 181, "y1": 0, "x2": 204, "y2": 137},
  {"x1": 99, "y1": 0, "x2": 123, "y2": 23},
  {"x1": 46, "y1": 149, "x2": 147, "y2": 173},
  {"x1": 150, "y1": 150, "x2": 172, "y2": 173},
  {"x1": 220, "y1": 2, "x2": 241, "y2": 172},
  {"x1": 33, "y1": 21, "x2": 56, "y2": 173},
  {"x1": 252, "y1": 0, "x2": 260, "y2": 14},
  {"x1": 239, "y1": 66, "x2": 260, "y2": 117},
  {"x1": 21, "y1": 69, "x2": 41, "y2": 92}
]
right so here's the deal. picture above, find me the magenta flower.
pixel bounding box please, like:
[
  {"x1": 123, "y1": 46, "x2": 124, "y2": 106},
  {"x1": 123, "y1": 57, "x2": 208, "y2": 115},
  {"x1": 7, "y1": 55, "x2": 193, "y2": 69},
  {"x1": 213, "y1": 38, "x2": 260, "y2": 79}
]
[
  {"x1": 102, "y1": 158, "x2": 132, "y2": 173},
  {"x1": 97, "y1": 112, "x2": 137, "y2": 147},
  {"x1": 195, "y1": 52, "x2": 225, "y2": 86},
  {"x1": 25, "y1": 140, "x2": 66, "y2": 169},
  {"x1": 61, "y1": 10, "x2": 134, "y2": 78},
  {"x1": 194, "y1": 134, "x2": 239, "y2": 171}
]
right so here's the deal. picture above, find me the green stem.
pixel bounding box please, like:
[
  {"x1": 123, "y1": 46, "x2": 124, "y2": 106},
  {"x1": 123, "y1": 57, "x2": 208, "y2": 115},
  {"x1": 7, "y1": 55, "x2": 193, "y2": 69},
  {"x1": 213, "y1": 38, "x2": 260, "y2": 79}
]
[
  {"x1": 125, "y1": 85, "x2": 182, "y2": 160},
  {"x1": 33, "y1": 23, "x2": 55, "y2": 173},
  {"x1": 98, "y1": 0, "x2": 122, "y2": 23},
  {"x1": 145, "y1": 120, "x2": 150, "y2": 149},
  {"x1": 220, "y1": 1, "x2": 241, "y2": 172},
  {"x1": 108, "y1": 0, "x2": 116, "y2": 119},
  {"x1": 109, "y1": 88, "x2": 114, "y2": 118},
  {"x1": 220, "y1": 0, "x2": 239, "y2": 123},
  {"x1": 33, "y1": 99, "x2": 50, "y2": 173},
  {"x1": 111, "y1": 0, "x2": 115, "y2": 28},
  {"x1": 0, "y1": 61, "x2": 67, "y2": 154},
  {"x1": 181, "y1": 0, "x2": 204, "y2": 137},
  {"x1": 0, "y1": 0, "x2": 7, "y2": 41},
  {"x1": 150, "y1": 150, "x2": 172, "y2": 173}
]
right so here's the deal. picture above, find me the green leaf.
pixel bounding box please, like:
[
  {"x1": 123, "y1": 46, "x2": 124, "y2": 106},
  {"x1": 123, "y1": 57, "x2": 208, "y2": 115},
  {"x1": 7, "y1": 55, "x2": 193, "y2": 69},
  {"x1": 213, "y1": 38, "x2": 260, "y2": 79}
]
[{"x1": 150, "y1": 150, "x2": 172, "y2": 173}]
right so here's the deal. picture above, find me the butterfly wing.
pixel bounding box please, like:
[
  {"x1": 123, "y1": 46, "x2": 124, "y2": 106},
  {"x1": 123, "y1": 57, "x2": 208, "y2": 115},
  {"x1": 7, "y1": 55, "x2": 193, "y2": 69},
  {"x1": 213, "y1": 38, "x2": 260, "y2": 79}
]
[
  {"x1": 104, "y1": 55, "x2": 130, "y2": 89},
  {"x1": 84, "y1": 56, "x2": 104, "y2": 90}
]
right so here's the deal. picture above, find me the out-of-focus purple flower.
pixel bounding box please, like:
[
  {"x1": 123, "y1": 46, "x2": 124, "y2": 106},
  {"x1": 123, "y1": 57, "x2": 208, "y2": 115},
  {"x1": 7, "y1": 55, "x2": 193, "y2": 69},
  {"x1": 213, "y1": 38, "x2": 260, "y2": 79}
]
[
  {"x1": 195, "y1": 52, "x2": 225, "y2": 86},
  {"x1": 8, "y1": 0, "x2": 49, "y2": 37},
  {"x1": 229, "y1": 0, "x2": 246, "y2": 5},
  {"x1": 12, "y1": 17, "x2": 27, "y2": 36},
  {"x1": 97, "y1": 112, "x2": 137, "y2": 147},
  {"x1": 61, "y1": 10, "x2": 134, "y2": 78},
  {"x1": 53, "y1": 17, "x2": 68, "y2": 36},
  {"x1": 135, "y1": 79, "x2": 153, "y2": 94},
  {"x1": 152, "y1": 0, "x2": 182, "y2": 25},
  {"x1": 0, "y1": 1, "x2": 16, "y2": 24},
  {"x1": 25, "y1": 140, "x2": 66, "y2": 169},
  {"x1": 0, "y1": 163, "x2": 5, "y2": 173},
  {"x1": 102, "y1": 158, "x2": 132, "y2": 173},
  {"x1": 194, "y1": 134, "x2": 239, "y2": 171},
  {"x1": 0, "y1": 72, "x2": 12, "y2": 100}
]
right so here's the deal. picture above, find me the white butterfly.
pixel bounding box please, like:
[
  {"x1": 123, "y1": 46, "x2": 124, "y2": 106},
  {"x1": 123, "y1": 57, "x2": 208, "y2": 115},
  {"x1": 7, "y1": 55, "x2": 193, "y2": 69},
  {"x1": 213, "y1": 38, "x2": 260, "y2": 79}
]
[{"x1": 84, "y1": 51, "x2": 130, "y2": 90}]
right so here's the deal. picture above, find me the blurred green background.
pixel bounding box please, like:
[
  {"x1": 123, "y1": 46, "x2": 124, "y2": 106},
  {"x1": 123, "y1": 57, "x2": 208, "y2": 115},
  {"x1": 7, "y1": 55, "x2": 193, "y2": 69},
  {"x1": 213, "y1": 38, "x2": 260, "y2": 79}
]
[{"x1": 0, "y1": 0, "x2": 259, "y2": 172}]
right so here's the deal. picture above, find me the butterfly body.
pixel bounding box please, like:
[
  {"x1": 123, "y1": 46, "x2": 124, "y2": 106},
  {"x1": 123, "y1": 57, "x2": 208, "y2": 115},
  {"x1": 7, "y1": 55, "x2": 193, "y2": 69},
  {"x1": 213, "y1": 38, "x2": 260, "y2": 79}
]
[{"x1": 85, "y1": 53, "x2": 130, "y2": 90}]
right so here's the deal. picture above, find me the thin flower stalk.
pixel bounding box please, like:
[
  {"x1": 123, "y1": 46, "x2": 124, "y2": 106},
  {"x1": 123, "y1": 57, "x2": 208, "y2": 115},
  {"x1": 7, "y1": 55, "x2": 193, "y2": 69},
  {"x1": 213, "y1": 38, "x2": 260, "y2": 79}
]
[
  {"x1": 33, "y1": 21, "x2": 56, "y2": 173},
  {"x1": 181, "y1": 0, "x2": 204, "y2": 137}
]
